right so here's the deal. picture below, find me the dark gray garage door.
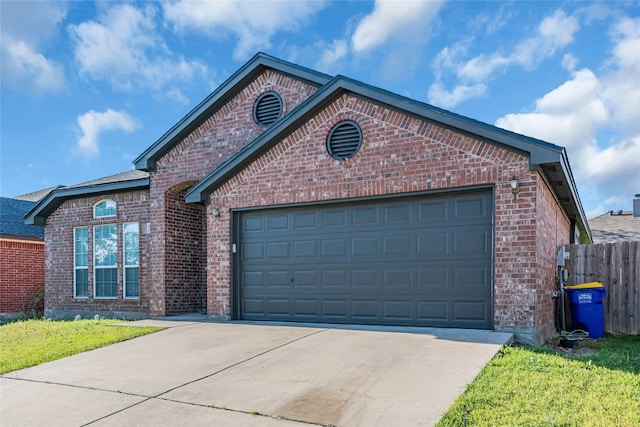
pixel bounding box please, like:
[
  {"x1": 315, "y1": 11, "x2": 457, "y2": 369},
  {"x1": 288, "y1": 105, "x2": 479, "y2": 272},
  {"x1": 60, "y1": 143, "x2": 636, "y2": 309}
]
[{"x1": 237, "y1": 190, "x2": 493, "y2": 329}]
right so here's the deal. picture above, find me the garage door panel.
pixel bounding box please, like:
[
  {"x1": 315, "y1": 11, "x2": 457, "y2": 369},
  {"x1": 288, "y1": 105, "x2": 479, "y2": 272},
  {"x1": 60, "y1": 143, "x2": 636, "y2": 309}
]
[
  {"x1": 294, "y1": 299, "x2": 318, "y2": 316},
  {"x1": 353, "y1": 207, "x2": 377, "y2": 225},
  {"x1": 293, "y1": 270, "x2": 318, "y2": 286},
  {"x1": 294, "y1": 212, "x2": 316, "y2": 229},
  {"x1": 322, "y1": 270, "x2": 347, "y2": 287},
  {"x1": 352, "y1": 300, "x2": 378, "y2": 319},
  {"x1": 417, "y1": 200, "x2": 447, "y2": 222},
  {"x1": 266, "y1": 241, "x2": 289, "y2": 258},
  {"x1": 322, "y1": 210, "x2": 347, "y2": 227},
  {"x1": 266, "y1": 271, "x2": 289, "y2": 287},
  {"x1": 454, "y1": 265, "x2": 490, "y2": 288},
  {"x1": 321, "y1": 239, "x2": 347, "y2": 256},
  {"x1": 417, "y1": 301, "x2": 448, "y2": 321},
  {"x1": 268, "y1": 214, "x2": 289, "y2": 230},
  {"x1": 352, "y1": 269, "x2": 378, "y2": 287},
  {"x1": 383, "y1": 269, "x2": 412, "y2": 287},
  {"x1": 384, "y1": 204, "x2": 411, "y2": 223},
  {"x1": 239, "y1": 191, "x2": 493, "y2": 329},
  {"x1": 453, "y1": 230, "x2": 490, "y2": 255},
  {"x1": 322, "y1": 300, "x2": 348, "y2": 317},
  {"x1": 266, "y1": 299, "x2": 290, "y2": 315},
  {"x1": 293, "y1": 240, "x2": 317, "y2": 257},
  {"x1": 243, "y1": 271, "x2": 264, "y2": 287},
  {"x1": 383, "y1": 301, "x2": 413, "y2": 320},
  {"x1": 453, "y1": 300, "x2": 491, "y2": 323},
  {"x1": 352, "y1": 237, "x2": 377, "y2": 256},
  {"x1": 242, "y1": 242, "x2": 264, "y2": 260},
  {"x1": 417, "y1": 268, "x2": 449, "y2": 288}
]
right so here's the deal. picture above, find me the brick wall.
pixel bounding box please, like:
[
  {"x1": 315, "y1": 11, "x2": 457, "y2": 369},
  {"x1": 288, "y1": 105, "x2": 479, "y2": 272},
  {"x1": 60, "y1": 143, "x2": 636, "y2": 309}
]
[
  {"x1": 147, "y1": 70, "x2": 320, "y2": 316},
  {"x1": 534, "y1": 175, "x2": 571, "y2": 337},
  {"x1": 44, "y1": 190, "x2": 151, "y2": 318},
  {"x1": 0, "y1": 239, "x2": 44, "y2": 314},
  {"x1": 164, "y1": 184, "x2": 206, "y2": 315}
]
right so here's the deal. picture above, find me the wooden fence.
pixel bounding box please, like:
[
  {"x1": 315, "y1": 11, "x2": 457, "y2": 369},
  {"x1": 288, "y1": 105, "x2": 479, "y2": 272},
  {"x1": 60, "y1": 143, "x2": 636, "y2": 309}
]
[{"x1": 564, "y1": 241, "x2": 640, "y2": 334}]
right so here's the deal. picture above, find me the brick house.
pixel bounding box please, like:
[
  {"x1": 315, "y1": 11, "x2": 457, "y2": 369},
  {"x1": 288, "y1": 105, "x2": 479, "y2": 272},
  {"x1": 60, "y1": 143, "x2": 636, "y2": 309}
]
[
  {"x1": 1, "y1": 197, "x2": 45, "y2": 316},
  {"x1": 25, "y1": 53, "x2": 591, "y2": 344}
]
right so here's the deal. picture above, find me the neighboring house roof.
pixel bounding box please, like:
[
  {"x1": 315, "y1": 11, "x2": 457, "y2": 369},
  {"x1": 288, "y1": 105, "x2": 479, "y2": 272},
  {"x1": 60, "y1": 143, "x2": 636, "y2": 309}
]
[
  {"x1": 133, "y1": 52, "x2": 332, "y2": 172},
  {"x1": 0, "y1": 197, "x2": 43, "y2": 239},
  {"x1": 24, "y1": 170, "x2": 150, "y2": 226},
  {"x1": 13, "y1": 186, "x2": 63, "y2": 202},
  {"x1": 588, "y1": 211, "x2": 640, "y2": 243},
  {"x1": 184, "y1": 74, "x2": 591, "y2": 243}
]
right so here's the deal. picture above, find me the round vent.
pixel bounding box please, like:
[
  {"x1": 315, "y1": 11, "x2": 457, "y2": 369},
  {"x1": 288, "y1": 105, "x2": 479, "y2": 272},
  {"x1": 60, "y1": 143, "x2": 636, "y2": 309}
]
[
  {"x1": 253, "y1": 92, "x2": 282, "y2": 127},
  {"x1": 326, "y1": 121, "x2": 363, "y2": 160}
]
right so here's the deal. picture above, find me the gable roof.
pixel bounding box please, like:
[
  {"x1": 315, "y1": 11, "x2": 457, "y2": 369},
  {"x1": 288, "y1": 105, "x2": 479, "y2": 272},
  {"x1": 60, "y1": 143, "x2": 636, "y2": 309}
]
[
  {"x1": 184, "y1": 74, "x2": 591, "y2": 242},
  {"x1": 1, "y1": 197, "x2": 43, "y2": 239},
  {"x1": 133, "y1": 52, "x2": 332, "y2": 171},
  {"x1": 24, "y1": 170, "x2": 149, "y2": 226},
  {"x1": 13, "y1": 186, "x2": 63, "y2": 202},
  {"x1": 588, "y1": 211, "x2": 640, "y2": 243}
]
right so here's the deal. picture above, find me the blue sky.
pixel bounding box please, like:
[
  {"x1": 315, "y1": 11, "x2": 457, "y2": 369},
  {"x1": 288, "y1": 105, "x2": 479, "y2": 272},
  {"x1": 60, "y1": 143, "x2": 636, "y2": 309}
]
[{"x1": 1, "y1": 1, "x2": 638, "y2": 219}]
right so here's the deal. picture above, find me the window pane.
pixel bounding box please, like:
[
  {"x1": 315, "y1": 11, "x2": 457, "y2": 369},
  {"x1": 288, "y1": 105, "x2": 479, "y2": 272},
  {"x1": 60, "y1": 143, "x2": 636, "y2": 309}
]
[
  {"x1": 94, "y1": 200, "x2": 116, "y2": 218},
  {"x1": 74, "y1": 227, "x2": 88, "y2": 267},
  {"x1": 95, "y1": 268, "x2": 118, "y2": 297},
  {"x1": 95, "y1": 224, "x2": 117, "y2": 266},
  {"x1": 75, "y1": 269, "x2": 88, "y2": 298},
  {"x1": 125, "y1": 267, "x2": 139, "y2": 298},
  {"x1": 124, "y1": 223, "x2": 139, "y2": 266}
]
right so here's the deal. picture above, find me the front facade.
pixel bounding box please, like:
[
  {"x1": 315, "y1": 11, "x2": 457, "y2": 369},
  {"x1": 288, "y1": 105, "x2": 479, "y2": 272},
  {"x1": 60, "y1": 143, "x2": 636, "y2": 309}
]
[{"x1": 26, "y1": 53, "x2": 590, "y2": 343}]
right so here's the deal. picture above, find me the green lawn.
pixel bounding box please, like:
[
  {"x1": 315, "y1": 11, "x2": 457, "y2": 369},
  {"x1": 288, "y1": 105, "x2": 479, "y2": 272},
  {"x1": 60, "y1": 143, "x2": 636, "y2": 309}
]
[
  {"x1": 0, "y1": 318, "x2": 163, "y2": 374},
  {"x1": 437, "y1": 335, "x2": 640, "y2": 426}
]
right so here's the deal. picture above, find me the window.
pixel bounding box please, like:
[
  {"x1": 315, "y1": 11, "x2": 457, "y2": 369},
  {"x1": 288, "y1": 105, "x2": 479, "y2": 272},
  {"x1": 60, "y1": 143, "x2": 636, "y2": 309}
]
[
  {"x1": 94, "y1": 200, "x2": 116, "y2": 218},
  {"x1": 74, "y1": 227, "x2": 89, "y2": 298},
  {"x1": 123, "y1": 222, "x2": 139, "y2": 298},
  {"x1": 94, "y1": 224, "x2": 117, "y2": 298}
]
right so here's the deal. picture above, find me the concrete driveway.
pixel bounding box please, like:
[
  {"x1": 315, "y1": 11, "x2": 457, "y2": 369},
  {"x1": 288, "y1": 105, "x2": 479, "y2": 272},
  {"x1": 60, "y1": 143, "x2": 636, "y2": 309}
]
[{"x1": 1, "y1": 320, "x2": 512, "y2": 426}]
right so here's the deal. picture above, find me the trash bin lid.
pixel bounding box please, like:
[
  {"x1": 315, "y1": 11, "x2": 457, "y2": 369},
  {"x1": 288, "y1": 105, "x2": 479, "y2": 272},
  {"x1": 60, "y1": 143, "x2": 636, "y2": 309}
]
[{"x1": 564, "y1": 282, "x2": 604, "y2": 289}]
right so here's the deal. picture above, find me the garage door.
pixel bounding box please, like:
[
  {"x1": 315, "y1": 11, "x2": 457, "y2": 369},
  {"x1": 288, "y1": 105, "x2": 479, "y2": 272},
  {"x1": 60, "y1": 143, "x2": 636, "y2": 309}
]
[{"x1": 236, "y1": 190, "x2": 493, "y2": 329}]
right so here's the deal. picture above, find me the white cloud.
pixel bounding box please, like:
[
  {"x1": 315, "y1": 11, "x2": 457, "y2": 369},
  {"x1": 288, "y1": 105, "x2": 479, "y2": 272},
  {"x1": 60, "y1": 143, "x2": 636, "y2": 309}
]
[
  {"x1": 428, "y1": 82, "x2": 487, "y2": 109},
  {"x1": 0, "y1": 1, "x2": 66, "y2": 93},
  {"x1": 69, "y1": 4, "x2": 207, "y2": 94},
  {"x1": 314, "y1": 39, "x2": 348, "y2": 73},
  {"x1": 429, "y1": 9, "x2": 580, "y2": 107},
  {"x1": 75, "y1": 109, "x2": 140, "y2": 159},
  {"x1": 495, "y1": 17, "x2": 640, "y2": 215},
  {"x1": 351, "y1": 0, "x2": 442, "y2": 53},
  {"x1": 163, "y1": 0, "x2": 325, "y2": 61}
]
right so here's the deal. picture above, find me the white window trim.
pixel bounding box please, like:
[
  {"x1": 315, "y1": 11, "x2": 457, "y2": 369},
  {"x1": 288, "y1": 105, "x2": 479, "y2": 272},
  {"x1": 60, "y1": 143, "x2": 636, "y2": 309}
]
[
  {"x1": 93, "y1": 199, "x2": 117, "y2": 219},
  {"x1": 94, "y1": 224, "x2": 118, "y2": 299},
  {"x1": 123, "y1": 222, "x2": 139, "y2": 299},
  {"x1": 73, "y1": 226, "x2": 89, "y2": 299}
]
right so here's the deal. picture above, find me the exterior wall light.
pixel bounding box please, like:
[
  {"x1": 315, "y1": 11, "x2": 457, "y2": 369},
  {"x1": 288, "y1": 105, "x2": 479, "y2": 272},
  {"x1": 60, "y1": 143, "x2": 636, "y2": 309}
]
[
  {"x1": 510, "y1": 176, "x2": 520, "y2": 200},
  {"x1": 212, "y1": 207, "x2": 221, "y2": 218}
]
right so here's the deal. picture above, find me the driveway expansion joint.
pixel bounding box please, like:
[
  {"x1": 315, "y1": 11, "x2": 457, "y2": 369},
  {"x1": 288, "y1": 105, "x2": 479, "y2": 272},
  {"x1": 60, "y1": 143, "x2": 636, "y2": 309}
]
[{"x1": 79, "y1": 327, "x2": 330, "y2": 426}]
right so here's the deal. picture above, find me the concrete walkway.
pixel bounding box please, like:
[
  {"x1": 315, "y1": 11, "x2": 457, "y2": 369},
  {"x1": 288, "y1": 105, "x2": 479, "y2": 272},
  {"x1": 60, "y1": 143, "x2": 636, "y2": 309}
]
[{"x1": 1, "y1": 321, "x2": 512, "y2": 426}]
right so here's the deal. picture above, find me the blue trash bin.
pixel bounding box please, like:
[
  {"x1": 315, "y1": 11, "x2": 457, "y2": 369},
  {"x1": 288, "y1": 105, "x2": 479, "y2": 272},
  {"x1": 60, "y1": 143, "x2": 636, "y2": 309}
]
[{"x1": 565, "y1": 282, "x2": 606, "y2": 339}]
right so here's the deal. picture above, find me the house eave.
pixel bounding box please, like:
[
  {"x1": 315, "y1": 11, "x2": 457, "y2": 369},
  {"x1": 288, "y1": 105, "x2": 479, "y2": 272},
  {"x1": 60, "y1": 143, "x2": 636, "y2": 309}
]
[{"x1": 24, "y1": 178, "x2": 150, "y2": 226}]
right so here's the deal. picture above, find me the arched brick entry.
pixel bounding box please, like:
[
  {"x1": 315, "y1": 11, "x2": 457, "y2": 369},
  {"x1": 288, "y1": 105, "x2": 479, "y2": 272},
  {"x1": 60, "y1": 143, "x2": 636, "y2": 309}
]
[{"x1": 164, "y1": 182, "x2": 206, "y2": 314}]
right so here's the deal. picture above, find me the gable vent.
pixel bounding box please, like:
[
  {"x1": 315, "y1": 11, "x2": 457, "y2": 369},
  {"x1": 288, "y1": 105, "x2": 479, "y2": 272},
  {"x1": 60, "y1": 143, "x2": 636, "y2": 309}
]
[
  {"x1": 327, "y1": 121, "x2": 363, "y2": 160},
  {"x1": 253, "y1": 92, "x2": 283, "y2": 127}
]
